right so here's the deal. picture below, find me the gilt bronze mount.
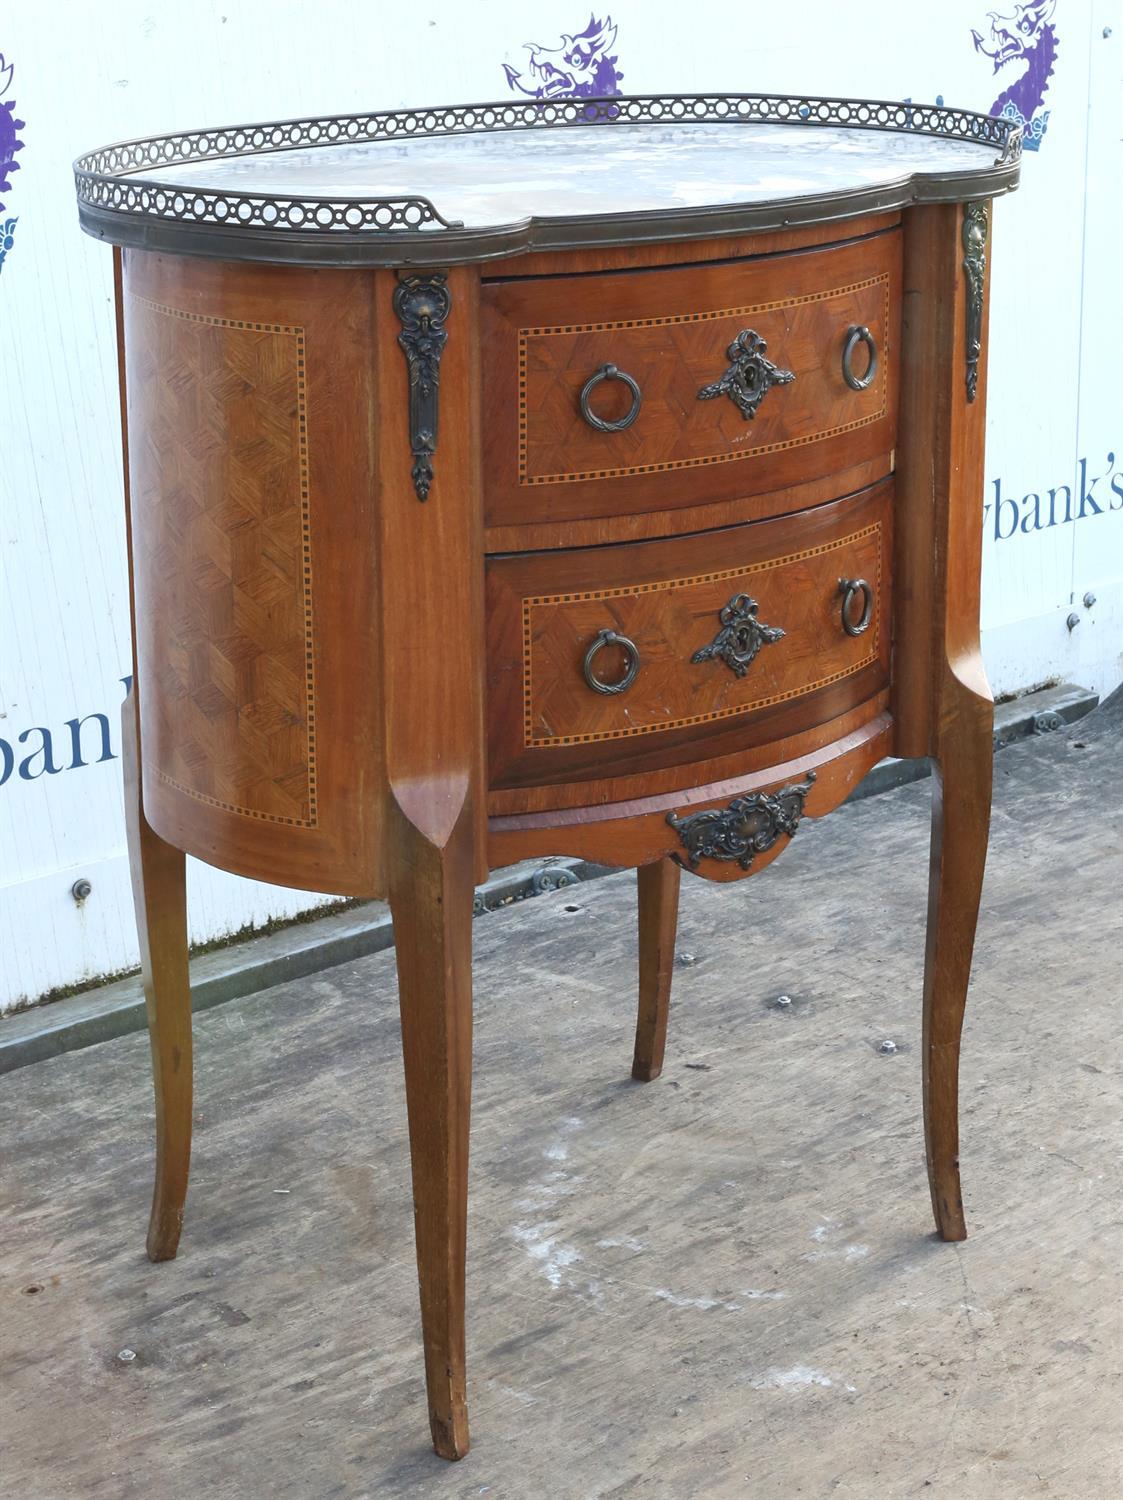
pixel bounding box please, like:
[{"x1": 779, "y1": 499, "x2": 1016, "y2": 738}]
[
  {"x1": 666, "y1": 773, "x2": 817, "y2": 871},
  {"x1": 691, "y1": 593, "x2": 785, "y2": 678},
  {"x1": 697, "y1": 329, "x2": 795, "y2": 420},
  {"x1": 394, "y1": 272, "x2": 451, "y2": 500}
]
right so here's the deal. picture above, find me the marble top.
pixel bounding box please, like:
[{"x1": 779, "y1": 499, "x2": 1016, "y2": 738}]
[
  {"x1": 74, "y1": 97, "x2": 1021, "y2": 265},
  {"x1": 136, "y1": 122, "x2": 1007, "y2": 228}
]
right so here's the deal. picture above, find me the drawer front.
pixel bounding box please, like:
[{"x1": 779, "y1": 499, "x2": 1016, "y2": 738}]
[
  {"x1": 486, "y1": 483, "x2": 892, "y2": 789},
  {"x1": 482, "y1": 232, "x2": 899, "y2": 528}
]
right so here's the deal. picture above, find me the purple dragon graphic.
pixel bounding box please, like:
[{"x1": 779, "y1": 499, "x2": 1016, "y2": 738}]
[
  {"x1": 972, "y1": 0, "x2": 1058, "y2": 151},
  {"x1": 503, "y1": 14, "x2": 623, "y2": 99},
  {"x1": 0, "y1": 51, "x2": 25, "y2": 273}
]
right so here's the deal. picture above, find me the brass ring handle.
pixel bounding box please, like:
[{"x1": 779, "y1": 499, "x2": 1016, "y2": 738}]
[
  {"x1": 839, "y1": 578, "x2": 874, "y2": 637},
  {"x1": 582, "y1": 629, "x2": 640, "y2": 695},
  {"x1": 841, "y1": 325, "x2": 878, "y2": 391},
  {"x1": 579, "y1": 364, "x2": 643, "y2": 433}
]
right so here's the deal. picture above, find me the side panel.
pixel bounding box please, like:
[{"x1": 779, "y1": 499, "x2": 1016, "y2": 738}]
[{"x1": 123, "y1": 252, "x2": 381, "y2": 894}]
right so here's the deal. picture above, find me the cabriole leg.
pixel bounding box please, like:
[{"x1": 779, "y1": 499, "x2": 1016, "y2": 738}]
[
  {"x1": 121, "y1": 692, "x2": 192, "y2": 1262},
  {"x1": 389, "y1": 799, "x2": 475, "y2": 1461},
  {"x1": 632, "y1": 858, "x2": 681, "y2": 1082},
  {"x1": 922, "y1": 682, "x2": 993, "y2": 1241}
]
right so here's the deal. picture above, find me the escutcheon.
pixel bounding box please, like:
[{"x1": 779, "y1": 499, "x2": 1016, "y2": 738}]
[
  {"x1": 691, "y1": 593, "x2": 785, "y2": 678},
  {"x1": 666, "y1": 773, "x2": 817, "y2": 871},
  {"x1": 697, "y1": 328, "x2": 795, "y2": 420}
]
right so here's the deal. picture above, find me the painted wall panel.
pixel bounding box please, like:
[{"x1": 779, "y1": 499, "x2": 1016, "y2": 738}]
[
  {"x1": 1, "y1": 2, "x2": 1118, "y2": 1011},
  {"x1": 1069, "y1": 0, "x2": 1123, "y2": 690}
]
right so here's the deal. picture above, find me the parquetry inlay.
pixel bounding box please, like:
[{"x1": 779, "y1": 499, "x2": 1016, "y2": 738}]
[
  {"x1": 522, "y1": 522, "x2": 882, "y2": 747},
  {"x1": 517, "y1": 274, "x2": 890, "y2": 485},
  {"x1": 129, "y1": 296, "x2": 318, "y2": 827}
]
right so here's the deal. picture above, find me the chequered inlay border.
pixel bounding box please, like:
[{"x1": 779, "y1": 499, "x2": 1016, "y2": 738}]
[
  {"x1": 522, "y1": 521, "x2": 882, "y2": 748},
  {"x1": 133, "y1": 296, "x2": 319, "y2": 828},
  {"x1": 517, "y1": 275, "x2": 890, "y2": 486}
]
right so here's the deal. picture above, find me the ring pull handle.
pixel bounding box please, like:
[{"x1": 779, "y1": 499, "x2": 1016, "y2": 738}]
[
  {"x1": 582, "y1": 629, "x2": 640, "y2": 695},
  {"x1": 841, "y1": 325, "x2": 878, "y2": 391},
  {"x1": 579, "y1": 364, "x2": 643, "y2": 433},
  {"x1": 839, "y1": 578, "x2": 874, "y2": 637}
]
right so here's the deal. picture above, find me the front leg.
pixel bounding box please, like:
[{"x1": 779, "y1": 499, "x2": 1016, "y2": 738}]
[
  {"x1": 893, "y1": 201, "x2": 997, "y2": 1242},
  {"x1": 388, "y1": 794, "x2": 475, "y2": 1461},
  {"x1": 923, "y1": 675, "x2": 993, "y2": 1241}
]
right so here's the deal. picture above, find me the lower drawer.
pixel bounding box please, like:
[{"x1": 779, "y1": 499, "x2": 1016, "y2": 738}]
[{"x1": 486, "y1": 482, "x2": 892, "y2": 789}]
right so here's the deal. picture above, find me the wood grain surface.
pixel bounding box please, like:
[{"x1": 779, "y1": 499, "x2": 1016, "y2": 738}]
[
  {"x1": 123, "y1": 251, "x2": 382, "y2": 895},
  {"x1": 485, "y1": 692, "x2": 890, "y2": 817},
  {"x1": 631, "y1": 858, "x2": 681, "y2": 1083},
  {"x1": 115, "y1": 250, "x2": 193, "y2": 1267},
  {"x1": 387, "y1": 794, "x2": 475, "y2": 1460},
  {"x1": 127, "y1": 294, "x2": 317, "y2": 828},
  {"x1": 482, "y1": 230, "x2": 900, "y2": 525},
  {"x1": 486, "y1": 484, "x2": 891, "y2": 788},
  {"x1": 121, "y1": 692, "x2": 192, "y2": 1263},
  {"x1": 371, "y1": 264, "x2": 488, "y2": 1456},
  {"x1": 4, "y1": 703, "x2": 1117, "y2": 1496},
  {"x1": 110, "y1": 191, "x2": 999, "y2": 1462},
  {"x1": 483, "y1": 455, "x2": 891, "y2": 555},
  {"x1": 485, "y1": 210, "x2": 901, "y2": 279},
  {"x1": 891, "y1": 202, "x2": 996, "y2": 1243},
  {"x1": 488, "y1": 713, "x2": 892, "y2": 874}
]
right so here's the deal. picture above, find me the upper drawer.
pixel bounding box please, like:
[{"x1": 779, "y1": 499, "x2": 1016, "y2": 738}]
[{"x1": 481, "y1": 230, "x2": 900, "y2": 529}]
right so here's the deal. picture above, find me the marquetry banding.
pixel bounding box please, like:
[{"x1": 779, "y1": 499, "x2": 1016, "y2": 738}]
[
  {"x1": 517, "y1": 275, "x2": 890, "y2": 486},
  {"x1": 132, "y1": 296, "x2": 319, "y2": 828},
  {"x1": 150, "y1": 768, "x2": 317, "y2": 828},
  {"x1": 522, "y1": 521, "x2": 882, "y2": 748}
]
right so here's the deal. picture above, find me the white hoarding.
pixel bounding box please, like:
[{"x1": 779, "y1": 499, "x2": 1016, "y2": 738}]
[{"x1": 1, "y1": 2, "x2": 1119, "y2": 1011}]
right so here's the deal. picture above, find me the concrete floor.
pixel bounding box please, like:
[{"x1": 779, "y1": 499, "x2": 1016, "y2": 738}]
[{"x1": 2, "y1": 697, "x2": 1121, "y2": 1500}]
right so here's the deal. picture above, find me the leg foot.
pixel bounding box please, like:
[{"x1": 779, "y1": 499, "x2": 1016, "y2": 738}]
[
  {"x1": 389, "y1": 795, "x2": 474, "y2": 1461},
  {"x1": 923, "y1": 686, "x2": 992, "y2": 1242},
  {"x1": 121, "y1": 695, "x2": 192, "y2": 1262},
  {"x1": 632, "y1": 859, "x2": 681, "y2": 1083}
]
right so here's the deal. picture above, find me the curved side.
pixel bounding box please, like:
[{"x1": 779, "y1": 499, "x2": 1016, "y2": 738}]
[
  {"x1": 122, "y1": 249, "x2": 383, "y2": 896},
  {"x1": 893, "y1": 200, "x2": 996, "y2": 1241},
  {"x1": 488, "y1": 712, "x2": 892, "y2": 875},
  {"x1": 77, "y1": 168, "x2": 1020, "y2": 269},
  {"x1": 75, "y1": 93, "x2": 1019, "y2": 268}
]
